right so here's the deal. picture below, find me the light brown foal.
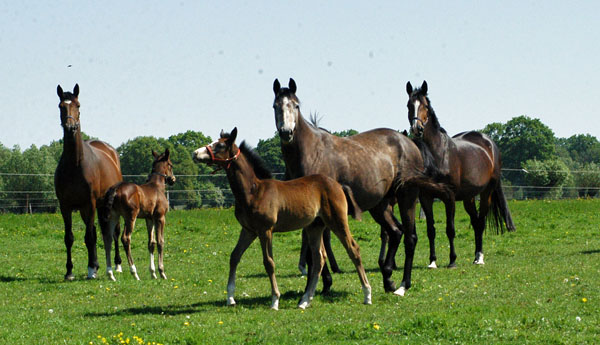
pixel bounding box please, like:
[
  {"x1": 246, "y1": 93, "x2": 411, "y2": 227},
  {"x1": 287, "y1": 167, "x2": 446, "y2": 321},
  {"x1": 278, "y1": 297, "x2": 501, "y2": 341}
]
[
  {"x1": 193, "y1": 128, "x2": 371, "y2": 310},
  {"x1": 101, "y1": 149, "x2": 176, "y2": 281}
]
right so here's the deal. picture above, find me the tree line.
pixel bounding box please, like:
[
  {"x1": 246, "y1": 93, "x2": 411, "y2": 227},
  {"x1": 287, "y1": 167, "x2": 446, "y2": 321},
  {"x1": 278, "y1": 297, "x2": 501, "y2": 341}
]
[{"x1": 1, "y1": 115, "x2": 599, "y2": 212}]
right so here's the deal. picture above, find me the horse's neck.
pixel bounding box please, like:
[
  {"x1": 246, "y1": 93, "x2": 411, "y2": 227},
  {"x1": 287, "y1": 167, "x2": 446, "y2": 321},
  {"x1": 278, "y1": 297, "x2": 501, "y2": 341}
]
[
  {"x1": 226, "y1": 154, "x2": 259, "y2": 206},
  {"x1": 146, "y1": 174, "x2": 166, "y2": 192},
  {"x1": 281, "y1": 114, "x2": 320, "y2": 178},
  {"x1": 423, "y1": 123, "x2": 452, "y2": 170},
  {"x1": 61, "y1": 129, "x2": 85, "y2": 167}
]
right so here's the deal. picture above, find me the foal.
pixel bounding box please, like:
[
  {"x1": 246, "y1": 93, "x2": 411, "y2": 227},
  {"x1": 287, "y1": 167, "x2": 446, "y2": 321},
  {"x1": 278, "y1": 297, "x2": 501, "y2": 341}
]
[
  {"x1": 101, "y1": 149, "x2": 176, "y2": 281},
  {"x1": 193, "y1": 128, "x2": 371, "y2": 310}
]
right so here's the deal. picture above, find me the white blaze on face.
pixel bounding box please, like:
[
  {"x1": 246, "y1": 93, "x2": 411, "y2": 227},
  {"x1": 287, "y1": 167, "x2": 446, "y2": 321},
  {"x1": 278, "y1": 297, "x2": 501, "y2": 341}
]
[
  {"x1": 278, "y1": 97, "x2": 297, "y2": 133},
  {"x1": 193, "y1": 140, "x2": 217, "y2": 161},
  {"x1": 63, "y1": 100, "x2": 72, "y2": 105},
  {"x1": 411, "y1": 99, "x2": 421, "y2": 132}
]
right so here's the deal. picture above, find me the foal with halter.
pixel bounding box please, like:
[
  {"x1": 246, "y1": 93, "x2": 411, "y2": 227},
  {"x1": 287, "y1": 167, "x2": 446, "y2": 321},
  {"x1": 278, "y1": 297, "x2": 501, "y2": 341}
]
[
  {"x1": 100, "y1": 149, "x2": 176, "y2": 281},
  {"x1": 193, "y1": 128, "x2": 371, "y2": 310}
]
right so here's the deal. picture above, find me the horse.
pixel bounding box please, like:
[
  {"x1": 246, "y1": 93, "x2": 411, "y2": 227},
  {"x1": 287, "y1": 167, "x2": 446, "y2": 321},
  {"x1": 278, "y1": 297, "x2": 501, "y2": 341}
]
[
  {"x1": 406, "y1": 80, "x2": 516, "y2": 267},
  {"x1": 272, "y1": 78, "x2": 452, "y2": 296},
  {"x1": 192, "y1": 128, "x2": 371, "y2": 309},
  {"x1": 54, "y1": 84, "x2": 123, "y2": 280},
  {"x1": 100, "y1": 149, "x2": 176, "y2": 281}
]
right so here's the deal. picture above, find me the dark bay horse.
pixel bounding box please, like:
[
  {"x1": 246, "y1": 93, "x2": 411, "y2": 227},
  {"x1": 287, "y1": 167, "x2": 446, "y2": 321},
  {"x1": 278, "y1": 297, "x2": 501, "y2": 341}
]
[
  {"x1": 406, "y1": 81, "x2": 516, "y2": 267},
  {"x1": 101, "y1": 149, "x2": 176, "y2": 281},
  {"x1": 54, "y1": 84, "x2": 123, "y2": 280},
  {"x1": 193, "y1": 128, "x2": 371, "y2": 309},
  {"x1": 272, "y1": 78, "x2": 452, "y2": 296}
]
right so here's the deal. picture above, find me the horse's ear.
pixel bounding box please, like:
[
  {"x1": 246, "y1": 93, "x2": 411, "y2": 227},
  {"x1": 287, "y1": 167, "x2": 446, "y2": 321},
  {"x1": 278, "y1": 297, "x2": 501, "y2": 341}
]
[
  {"x1": 228, "y1": 127, "x2": 238, "y2": 144},
  {"x1": 164, "y1": 148, "x2": 170, "y2": 159},
  {"x1": 406, "y1": 82, "x2": 413, "y2": 95},
  {"x1": 152, "y1": 150, "x2": 158, "y2": 158},
  {"x1": 57, "y1": 85, "x2": 64, "y2": 100},
  {"x1": 289, "y1": 78, "x2": 297, "y2": 93},
  {"x1": 220, "y1": 129, "x2": 226, "y2": 138},
  {"x1": 73, "y1": 84, "x2": 79, "y2": 97},
  {"x1": 421, "y1": 80, "x2": 428, "y2": 94},
  {"x1": 273, "y1": 79, "x2": 281, "y2": 95}
]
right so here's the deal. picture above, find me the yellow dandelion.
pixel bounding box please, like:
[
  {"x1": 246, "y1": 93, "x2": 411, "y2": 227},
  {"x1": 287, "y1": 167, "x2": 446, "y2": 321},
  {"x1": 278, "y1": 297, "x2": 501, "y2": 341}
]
[
  {"x1": 174, "y1": 286, "x2": 178, "y2": 289},
  {"x1": 582, "y1": 298, "x2": 588, "y2": 303},
  {"x1": 208, "y1": 279, "x2": 213, "y2": 283},
  {"x1": 373, "y1": 323, "x2": 380, "y2": 330},
  {"x1": 183, "y1": 249, "x2": 187, "y2": 253},
  {"x1": 218, "y1": 321, "x2": 224, "y2": 325},
  {"x1": 184, "y1": 321, "x2": 190, "y2": 326},
  {"x1": 438, "y1": 297, "x2": 443, "y2": 301}
]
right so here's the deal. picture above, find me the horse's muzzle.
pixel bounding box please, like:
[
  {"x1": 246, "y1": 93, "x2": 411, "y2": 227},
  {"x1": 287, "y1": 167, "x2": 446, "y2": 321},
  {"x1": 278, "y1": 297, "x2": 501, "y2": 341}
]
[
  {"x1": 167, "y1": 176, "x2": 176, "y2": 185},
  {"x1": 278, "y1": 128, "x2": 294, "y2": 143}
]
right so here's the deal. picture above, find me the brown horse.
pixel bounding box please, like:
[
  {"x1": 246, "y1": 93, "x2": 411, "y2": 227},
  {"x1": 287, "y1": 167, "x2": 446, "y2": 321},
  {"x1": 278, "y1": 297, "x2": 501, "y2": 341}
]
[
  {"x1": 100, "y1": 149, "x2": 176, "y2": 281},
  {"x1": 54, "y1": 84, "x2": 123, "y2": 280},
  {"x1": 406, "y1": 81, "x2": 516, "y2": 267},
  {"x1": 193, "y1": 128, "x2": 371, "y2": 309},
  {"x1": 272, "y1": 78, "x2": 452, "y2": 296}
]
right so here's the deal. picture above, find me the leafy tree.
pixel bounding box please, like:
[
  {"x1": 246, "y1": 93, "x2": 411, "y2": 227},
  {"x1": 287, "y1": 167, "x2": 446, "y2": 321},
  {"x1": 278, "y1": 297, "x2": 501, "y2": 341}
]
[
  {"x1": 556, "y1": 134, "x2": 600, "y2": 165},
  {"x1": 482, "y1": 116, "x2": 557, "y2": 185},
  {"x1": 572, "y1": 162, "x2": 600, "y2": 197},
  {"x1": 255, "y1": 132, "x2": 285, "y2": 174},
  {"x1": 522, "y1": 158, "x2": 570, "y2": 199},
  {"x1": 333, "y1": 129, "x2": 359, "y2": 137}
]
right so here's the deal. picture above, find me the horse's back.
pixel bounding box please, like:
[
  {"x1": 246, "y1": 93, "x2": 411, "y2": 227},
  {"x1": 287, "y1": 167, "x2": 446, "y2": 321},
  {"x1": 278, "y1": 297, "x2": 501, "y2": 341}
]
[
  {"x1": 452, "y1": 131, "x2": 500, "y2": 193},
  {"x1": 85, "y1": 140, "x2": 123, "y2": 196}
]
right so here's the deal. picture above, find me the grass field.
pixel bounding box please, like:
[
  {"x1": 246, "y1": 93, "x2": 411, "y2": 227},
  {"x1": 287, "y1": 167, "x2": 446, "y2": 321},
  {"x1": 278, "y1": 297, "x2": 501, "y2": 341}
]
[{"x1": 0, "y1": 199, "x2": 599, "y2": 344}]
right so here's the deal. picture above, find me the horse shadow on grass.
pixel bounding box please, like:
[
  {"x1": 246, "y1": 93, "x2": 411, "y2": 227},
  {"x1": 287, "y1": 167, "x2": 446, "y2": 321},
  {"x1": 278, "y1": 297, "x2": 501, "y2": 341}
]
[
  {"x1": 581, "y1": 249, "x2": 600, "y2": 255},
  {"x1": 83, "y1": 290, "x2": 350, "y2": 318}
]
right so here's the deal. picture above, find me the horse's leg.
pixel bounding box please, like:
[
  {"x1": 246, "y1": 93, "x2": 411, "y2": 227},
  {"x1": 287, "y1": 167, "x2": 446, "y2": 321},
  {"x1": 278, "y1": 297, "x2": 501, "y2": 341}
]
[
  {"x1": 60, "y1": 207, "x2": 75, "y2": 281},
  {"x1": 80, "y1": 203, "x2": 99, "y2": 279},
  {"x1": 323, "y1": 228, "x2": 341, "y2": 273},
  {"x1": 113, "y1": 222, "x2": 123, "y2": 273},
  {"x1": 394, "y1": 185, "x2": 419, "y2": 297},
  {"x1": 298, "y1": 229, "x2": 308, "y2": 275},
  {"x1": 122, "y1": 213, "x2": 140, "y2": 280},
  {"x1": 145, "y1": 218, "x2": 157, "y2": 279},
  {"x1": 443, "y1": 196, "x2": 458, "y2": 268},
  {"x1": 419, "y1": 194, "x2": 437, "y2": 268},
  {"x1": 101, "y1": 213, "x2": 117, "y2": 281},
  {"x1": 227, "y1": 228, "x2": 257, "y2": 306},
  {"x1": 299, "y1": 223, "x2": 326, "y2": 309},
  {"x1": 325, "y1": 215, "x2": 371, "y2": 305},
  {"x1": 258, "y1": 229, "x2": 281, "y2": 310},
  {"x1": 156, "y1": 215, "x2": 167, "y2": 280},
  {"x1": 369, "y1": 202, "x2": 402, "y2": 293},
  {"x1": 463, "y1": 198, "x2": 484, "y2": 264},
  {"x1": 474, "y1": 189, "x2": 493, "y2": 265}
]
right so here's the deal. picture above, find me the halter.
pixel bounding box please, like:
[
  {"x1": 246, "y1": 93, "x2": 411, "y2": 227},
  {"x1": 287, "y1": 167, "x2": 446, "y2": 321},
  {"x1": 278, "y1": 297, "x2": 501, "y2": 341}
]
[
  {"x1": 205, "y1": 144, "x2": 241, "y2": 173},
  {"x1": 62, "y1": 115, "x2": 80, "y2": 130}
]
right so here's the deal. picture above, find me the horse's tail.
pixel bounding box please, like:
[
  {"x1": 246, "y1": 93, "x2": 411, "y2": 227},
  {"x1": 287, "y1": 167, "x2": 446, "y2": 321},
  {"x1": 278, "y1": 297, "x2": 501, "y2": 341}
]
[
  {"x1": 100, "y1": 182, "x2": 123, "y2": 224},
  {"x1": 487, "y1": 179, "x2": 516, "y2": 234},
  {"x1": 342, "y1": 185, "x2": 362, "y2": 221}
]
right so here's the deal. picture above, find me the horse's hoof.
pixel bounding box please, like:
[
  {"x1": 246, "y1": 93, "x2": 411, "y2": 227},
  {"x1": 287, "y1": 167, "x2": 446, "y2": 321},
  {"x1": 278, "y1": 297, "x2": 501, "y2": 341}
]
[
  {"x1": 87, "y1": 267, "x2": 98, "y2": 280},
  {"x1": 160, "y1": 273, "x2": 167, "y2": 280},
  {"x1": 473, "y1": 252, "x2": 485, "y2": 265},
  {"x1": 107, "y1": 272, "x2": 116, "y2": 282},
  {"x1": 447, "y1": 262, "x2": 457, "y2": 269},
  {"x1": 428, "y1": 261, "x2": 438, "y2": 269},
  {"x1": 115, "y1": 265, "x2": 123, "y2": 273},
  {"x1": 298, "y1": 301, "x2": 309, "y2": 309},
  {"x1": 363, "y1": 286, "x2": 372, "y2": 305},
  {"x1": 393, "y1": 286, "x2": 407, "y2": 297},
  {"x1": 383, "y1": 281, "x2": 396, "y2": 293},
  {"x1": 151, "y1": 273, "x2": 158, "y2": 279},
  {"x1": 226, "y1": 297, "x2": 236, "y2": 306},
  {"x1": 271, "y1": 297, "x2": 280, "y2": 311},
  {"x1": 64, "y1": 274, "x2": 75, "y2": 281}
]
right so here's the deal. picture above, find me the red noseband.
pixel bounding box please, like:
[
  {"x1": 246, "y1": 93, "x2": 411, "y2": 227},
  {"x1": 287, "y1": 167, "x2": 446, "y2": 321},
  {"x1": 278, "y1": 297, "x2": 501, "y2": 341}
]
[{"x1": 205, "y1": 145, "x2": 241, "y2": 172}]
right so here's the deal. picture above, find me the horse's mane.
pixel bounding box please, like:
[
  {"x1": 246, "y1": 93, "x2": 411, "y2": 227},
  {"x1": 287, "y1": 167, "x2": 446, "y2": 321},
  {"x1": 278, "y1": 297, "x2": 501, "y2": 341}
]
[
  {"x1": 413, "y1": 87, "x2": 446, "y2": 134},
  {"x1": 239, "y1": 141, "x2": 273, "y2": 180},
  {"x1": 309, "y1": 113, "x2": 330, "y2": 132},
  {"x1": 412, "y1": 137, "x2": 445, "y2": 181}
]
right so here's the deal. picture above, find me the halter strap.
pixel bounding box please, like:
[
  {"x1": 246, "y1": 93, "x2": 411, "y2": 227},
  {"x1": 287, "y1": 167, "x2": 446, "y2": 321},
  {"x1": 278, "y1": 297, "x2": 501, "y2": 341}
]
[{"x1": 205, "y1": 145, "x2": 241, "y2": 173}]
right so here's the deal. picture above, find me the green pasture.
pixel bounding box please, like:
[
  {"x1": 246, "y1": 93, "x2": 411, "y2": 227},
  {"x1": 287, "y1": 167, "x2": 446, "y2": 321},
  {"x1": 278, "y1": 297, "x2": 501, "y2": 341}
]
[{"x1": 0, "y1": 199, "x2": 598, "y2": 344}]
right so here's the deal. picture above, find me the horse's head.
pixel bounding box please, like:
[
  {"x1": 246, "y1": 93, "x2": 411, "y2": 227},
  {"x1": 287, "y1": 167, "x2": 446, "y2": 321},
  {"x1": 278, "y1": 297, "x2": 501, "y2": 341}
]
[
  {"x1": 273, "y1": 78, "x2": 300, "y2": 144},
  {"x1": 151, "y1": 148, "x2": 176, "y2": 185},
  {"x1": 192, "y1": 127, "x2": 240, "y2": 168},
  {"x1": 406, "y1": 80, "x2": 430, "y2": 138},
  {"x1": 57, "y1": 84, "x2": 81, "y2": 133}
]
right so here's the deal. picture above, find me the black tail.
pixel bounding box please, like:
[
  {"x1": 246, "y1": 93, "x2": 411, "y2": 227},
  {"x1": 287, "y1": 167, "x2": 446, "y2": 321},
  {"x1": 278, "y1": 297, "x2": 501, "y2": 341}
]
[
  {"x1": 342, "y1": 185, "x2": 362, "y2": 221},
  {"x1": 487, "y1": 179, "x2": 516, "y2": 234},
  {"x1": 100, "y1": 182, "x2": 123, "y2": 224}
]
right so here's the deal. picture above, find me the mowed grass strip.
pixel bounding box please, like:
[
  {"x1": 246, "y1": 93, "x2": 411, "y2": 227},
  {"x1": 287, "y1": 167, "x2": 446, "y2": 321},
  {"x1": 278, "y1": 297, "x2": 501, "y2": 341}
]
[{"x1": 0, "y1": 200, "x2": 598, "y2": 344}]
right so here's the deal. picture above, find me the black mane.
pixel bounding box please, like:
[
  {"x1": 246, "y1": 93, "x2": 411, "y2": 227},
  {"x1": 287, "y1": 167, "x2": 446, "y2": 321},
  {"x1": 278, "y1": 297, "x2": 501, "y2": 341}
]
[
  {"x1": 239, "y1": 141, "x2": 273, "y2": 180},
  {"x1": 413, "y1": 88, "x2": 446, "y2": 134}
]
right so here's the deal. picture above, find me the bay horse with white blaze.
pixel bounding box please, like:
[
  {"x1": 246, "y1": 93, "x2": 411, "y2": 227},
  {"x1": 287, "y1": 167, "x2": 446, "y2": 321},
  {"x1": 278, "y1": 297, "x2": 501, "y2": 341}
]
[
  {"x1": 100, "y1": 149, "x2": 176, "y2": 281},
  {"x1": 54, "y1": 84, "x2": 123, "y2": 280},
  {"x1": 272, "y1": 78, "x2": 453, "y2": 296},
  {"x1": 193, "y1": 128, "x2": 371, "y2": 309},
  {"x1": 406, "y1": 81, "x2": 516, "y2": 267}
]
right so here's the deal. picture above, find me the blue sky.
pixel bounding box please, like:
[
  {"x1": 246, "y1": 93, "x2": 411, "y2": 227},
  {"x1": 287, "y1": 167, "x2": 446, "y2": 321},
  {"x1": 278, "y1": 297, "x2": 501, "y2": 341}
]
[{"x1": 1, "y1": 1, "x2": 599, "y2": 150}]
